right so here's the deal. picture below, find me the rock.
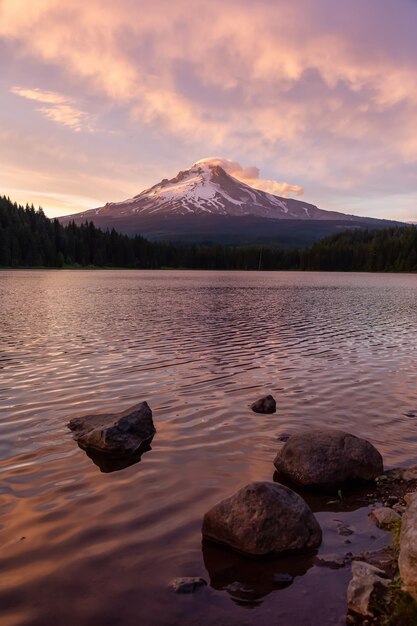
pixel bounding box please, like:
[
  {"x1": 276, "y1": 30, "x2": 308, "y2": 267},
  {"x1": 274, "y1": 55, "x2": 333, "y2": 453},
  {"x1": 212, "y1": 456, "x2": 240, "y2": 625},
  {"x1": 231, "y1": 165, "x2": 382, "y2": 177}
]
[
  {"x1": 68, "y1": 401, "x2": 155, "y2": 456},
  {"x1": 356, "y1": 547, "x2": 397, "y2": 578},
  {"x1": 272, "y1": 573, "x2": 293, "y2": 585},
  {"x1": 169, "y1": 577, "x2": 207, "y2": 593},
  {"x1": 399, "y1": 493, "x2": 417, "y2": 600},
  {"x1": 277, "y1": 433, "x2": 290, "y2": 442},
  {"x1": 404, "y1": 492, "x2": 416, "y2": 504},
  {"x1": 347, "y1": 561, "x2": 391, "y2": 617},
  {"x1": 251, "y1": 395, "x2": 276, "y2": 414},
  {"x1": 337, "y1": 524, "x2": 354, "y2": 537},
  {"x1": 314, "y1": 555, "x2": 348, "y2": 569},
  {"x1": 224, "y1": 581, "x2": 253, "y2": 594},
  {"x1": 274, "y1": 429, "x2": 383, "y2": 489},
  {"x1": 369, "y1": 506, "x2": 401, "y2": 529},
  {"x1": 402, "y1": 466, "x2": 417, "y2": 481},
  {"x1": 202, "y1": 481, "x2": 322, "y2": 557}
]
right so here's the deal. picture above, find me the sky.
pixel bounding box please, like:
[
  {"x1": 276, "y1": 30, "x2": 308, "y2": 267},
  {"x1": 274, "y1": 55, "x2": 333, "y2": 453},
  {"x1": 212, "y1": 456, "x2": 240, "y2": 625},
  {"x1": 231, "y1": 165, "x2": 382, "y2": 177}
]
[{"x1": 1, "y1": 0, "x2": 417, "y2": 221}]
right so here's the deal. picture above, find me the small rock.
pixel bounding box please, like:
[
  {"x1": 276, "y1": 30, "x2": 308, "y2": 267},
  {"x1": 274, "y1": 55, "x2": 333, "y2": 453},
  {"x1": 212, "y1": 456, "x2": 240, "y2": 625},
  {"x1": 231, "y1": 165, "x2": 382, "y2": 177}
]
[
  {"x1": 402, "y1": 465, "x2": 417, "y2": 481},
  {"x1": 314, "y1": 555, "x2": 347, "y2": 569},
  {"x1": 356, "y1": 547, "x2": 397, "y2": 578},
  {"x1": 369, "y1": 506, "x2": 401, "y2": 529},
  {"x1": 272, "y1": 573, "x2": 293, "y2": 585},
  {"x1": 202, "y1": 482, "x2": 322, "y2": 557},
  {"x1": 170, "y1": 577, "x2": 207, "y2": 594},
  {"x1": 225, "y1": 581, "x2": 253, "y2": 594},
  {"x1": 347, "y1": 561, "x2": 391, "y2": 617},
  {"x1": 251, "y1": 395, "x2": 276, "y2": 414},
  {"x1": 274, "y1": 429, "x2": 383, "y2": 489},
  {"x1": 338, "y1": 524, "x2": 354, "y2": 537},
  {"x1": 386, "y1": 495, "x2": 399, "y2": 506},
  {"x1": 404, "y1": 492, "x2": 416, "y2": 505},
  {"x1": 277, "y1": 433, "x2": 290, "y2": 442}
]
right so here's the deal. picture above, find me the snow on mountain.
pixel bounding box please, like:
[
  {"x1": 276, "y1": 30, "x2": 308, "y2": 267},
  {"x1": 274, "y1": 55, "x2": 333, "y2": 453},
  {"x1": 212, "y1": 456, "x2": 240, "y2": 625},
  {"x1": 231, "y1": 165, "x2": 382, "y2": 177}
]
[{"x1": 65, "y1": 160, "x2": 358, "y2": 222}]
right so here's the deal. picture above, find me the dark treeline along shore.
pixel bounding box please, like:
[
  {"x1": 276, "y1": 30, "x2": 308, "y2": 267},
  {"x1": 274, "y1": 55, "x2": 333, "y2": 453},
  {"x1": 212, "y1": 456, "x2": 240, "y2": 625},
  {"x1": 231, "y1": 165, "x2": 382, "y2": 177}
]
[{"x1": 1, "y1": 195, "x2": 417, "y2": 272}]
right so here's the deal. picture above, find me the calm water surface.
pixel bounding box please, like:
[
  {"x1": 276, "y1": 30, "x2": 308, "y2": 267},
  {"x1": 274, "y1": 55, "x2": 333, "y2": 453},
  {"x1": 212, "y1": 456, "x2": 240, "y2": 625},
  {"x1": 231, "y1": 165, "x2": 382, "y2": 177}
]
[{"x1": 1, "y1": 270, "x2": 417, "y2": 626}]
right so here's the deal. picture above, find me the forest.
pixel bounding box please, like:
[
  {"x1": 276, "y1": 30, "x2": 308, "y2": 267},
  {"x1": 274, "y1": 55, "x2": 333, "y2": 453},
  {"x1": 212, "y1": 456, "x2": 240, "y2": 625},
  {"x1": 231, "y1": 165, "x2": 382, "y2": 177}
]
[{"x1": 1, "y1": 195, "x2": 416, "y2": 272}]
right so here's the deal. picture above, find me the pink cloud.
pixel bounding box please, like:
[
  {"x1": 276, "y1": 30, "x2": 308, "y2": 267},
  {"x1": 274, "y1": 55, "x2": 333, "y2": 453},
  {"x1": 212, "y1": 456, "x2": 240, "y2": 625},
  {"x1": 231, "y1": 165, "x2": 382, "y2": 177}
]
[
  {"x1": 0, "y1": 0, "x2": 416, "y2": 220},
  {"x1": 10, "y1": 85, "x2": 93, "y2": 131},
  {"x1": 196, "y1": 157, "x2": 303, "y2": 197}
]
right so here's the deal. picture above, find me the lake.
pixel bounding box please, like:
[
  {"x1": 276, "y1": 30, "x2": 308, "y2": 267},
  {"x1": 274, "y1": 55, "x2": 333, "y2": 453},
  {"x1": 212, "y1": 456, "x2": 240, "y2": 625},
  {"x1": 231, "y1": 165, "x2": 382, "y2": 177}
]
[{"x1": 1, "y1": 270, "x2": 417, "y2": 626}]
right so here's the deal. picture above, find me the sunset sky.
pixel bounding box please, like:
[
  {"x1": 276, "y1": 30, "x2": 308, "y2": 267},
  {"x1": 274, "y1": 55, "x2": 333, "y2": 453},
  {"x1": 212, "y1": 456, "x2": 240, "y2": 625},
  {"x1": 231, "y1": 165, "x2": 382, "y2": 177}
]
[{"x1": 1, "y1": 0, "x2": 417, "y2": 221}]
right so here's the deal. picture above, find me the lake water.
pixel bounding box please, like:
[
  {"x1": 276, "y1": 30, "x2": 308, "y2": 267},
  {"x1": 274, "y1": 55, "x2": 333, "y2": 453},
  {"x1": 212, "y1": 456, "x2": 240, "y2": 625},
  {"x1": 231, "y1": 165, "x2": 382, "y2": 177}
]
[{"x1": 1, "y1": 270, "x2": 417, "y2": 626}]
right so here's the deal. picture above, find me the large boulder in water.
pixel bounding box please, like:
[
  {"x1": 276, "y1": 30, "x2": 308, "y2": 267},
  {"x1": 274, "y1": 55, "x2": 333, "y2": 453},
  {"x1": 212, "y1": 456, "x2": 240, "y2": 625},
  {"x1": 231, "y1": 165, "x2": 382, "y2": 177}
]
[
  {"x1": 68, "y1": 401, "x2": 155, "y2": 456},
  {"x1": 274, "y1": 429, "x2": 383, "y2": 489},
  {"x1": 202, "y1": 482, "x2": 322, "y2": 557}
]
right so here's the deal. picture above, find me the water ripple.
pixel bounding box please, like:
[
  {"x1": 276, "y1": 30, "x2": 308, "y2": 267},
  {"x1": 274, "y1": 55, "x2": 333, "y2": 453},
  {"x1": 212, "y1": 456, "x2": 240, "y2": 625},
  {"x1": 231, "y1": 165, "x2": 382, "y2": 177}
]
[{"x1": 1, "y1": 270, "x2": 417, "y2": 625}]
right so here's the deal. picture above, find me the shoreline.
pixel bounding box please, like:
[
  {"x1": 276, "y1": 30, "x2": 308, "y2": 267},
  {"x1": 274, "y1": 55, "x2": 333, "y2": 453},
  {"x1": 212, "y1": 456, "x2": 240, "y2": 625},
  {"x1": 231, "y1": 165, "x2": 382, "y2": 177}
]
[{"x1": 1, "y1": 266, "x2": 417, "y2": 274}]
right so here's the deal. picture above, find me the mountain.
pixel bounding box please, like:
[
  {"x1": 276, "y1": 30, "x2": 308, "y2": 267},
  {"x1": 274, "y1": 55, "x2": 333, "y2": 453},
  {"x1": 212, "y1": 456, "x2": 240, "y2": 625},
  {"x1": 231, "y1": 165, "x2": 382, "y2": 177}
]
[{"x1": 61, "y1": 159, "x2": 400, "y2": 246}]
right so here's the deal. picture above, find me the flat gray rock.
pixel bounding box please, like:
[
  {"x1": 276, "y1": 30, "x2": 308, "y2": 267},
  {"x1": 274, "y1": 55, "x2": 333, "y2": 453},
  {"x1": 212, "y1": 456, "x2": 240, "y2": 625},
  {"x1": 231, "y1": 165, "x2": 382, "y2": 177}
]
[
  {"x1": 369, "y1": 506, "x2": 401, "y2": 529},
  {"x1": 68, "y1": 401, "x2": 155, "y2": 456},
  {"x1": 274, "y1": 429, "x2": 383, "y2": 489},
  {"x1": 202, "y1": 481, "x2": 322, "y2": 557},
  {"x1": 347, "y1": 560, "x2": 390, "y2": 617},
  {"x1": 169, "y1": 577, "x2": 207, "y2": 594}
]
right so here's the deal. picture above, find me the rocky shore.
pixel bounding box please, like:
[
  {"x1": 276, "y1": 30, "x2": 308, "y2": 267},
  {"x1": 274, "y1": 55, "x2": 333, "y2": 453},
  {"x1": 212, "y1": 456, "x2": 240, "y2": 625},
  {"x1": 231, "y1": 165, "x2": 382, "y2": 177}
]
[
  {"x1": 68, "y1": 399, "x2": 417, "y2": 623},
  {"x1": 200, "y1": 426, "x2": 417, "y2": 624}
]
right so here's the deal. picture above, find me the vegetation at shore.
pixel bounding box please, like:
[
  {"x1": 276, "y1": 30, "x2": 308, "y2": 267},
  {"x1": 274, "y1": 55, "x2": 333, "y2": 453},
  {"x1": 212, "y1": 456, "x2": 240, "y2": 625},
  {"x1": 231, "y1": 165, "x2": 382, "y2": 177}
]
[{"x1": 1, "y1": 195, "x2": 416, "y2": 272}]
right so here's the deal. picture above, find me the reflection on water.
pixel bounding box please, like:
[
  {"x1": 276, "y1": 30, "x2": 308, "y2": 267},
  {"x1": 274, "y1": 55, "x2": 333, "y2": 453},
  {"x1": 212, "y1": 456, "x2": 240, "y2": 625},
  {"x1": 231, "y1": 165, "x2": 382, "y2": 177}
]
[
  {"x1": 1, "y1": 270, "x2": 417, "y2": 626},
  {"x1": 80, "y1": 437, "x2": 154, "y2": 473},
  {"x1": 202, "y1": 539, "x2": 315, "y2": 606}
]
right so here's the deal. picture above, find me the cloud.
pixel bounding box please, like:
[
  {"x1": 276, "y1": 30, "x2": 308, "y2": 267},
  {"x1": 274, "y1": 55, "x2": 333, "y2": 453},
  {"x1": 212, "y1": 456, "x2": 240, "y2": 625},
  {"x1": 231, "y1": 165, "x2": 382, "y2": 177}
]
[
  {"x1": 10, "y1": 86, "x2": 68, "y2": 104},
  {"x1": 10, "y1": 85, "x2": 93, "y2": 132},
  {"x1": 1, "y1": 0, "x2": 417, "y2": 220},
  {"x1": 195, "y1": 157, "x2": 303, "y2": 197}
]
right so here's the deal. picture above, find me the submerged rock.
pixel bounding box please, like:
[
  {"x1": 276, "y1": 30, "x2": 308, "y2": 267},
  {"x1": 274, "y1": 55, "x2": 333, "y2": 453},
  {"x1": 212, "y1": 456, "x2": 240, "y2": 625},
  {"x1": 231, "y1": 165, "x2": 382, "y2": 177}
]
[
  {"x1": 251, "y1": 395, "x2": 276, "y2": 414},
  {"x1": 399, "y1": 493, "x2": 417, "y2": 600},
  {"x1": 169, "y1": 577, "x2": 207, "y2": 594},
  {"x1": 274, "y1": 429, "x2": 383, "y2": 489},
  {"x1": 68, "y1": 401, "x2": 155, "y2": 456},
  {"x1": 369, "y1": 506, "x2": 401, "y2": 529},
  {"x1": 347, "y1": 560, "x2": 391, "y2": 617},
  {"x1": 202, "y1": 481, "x2": 322, "y2": 557}
]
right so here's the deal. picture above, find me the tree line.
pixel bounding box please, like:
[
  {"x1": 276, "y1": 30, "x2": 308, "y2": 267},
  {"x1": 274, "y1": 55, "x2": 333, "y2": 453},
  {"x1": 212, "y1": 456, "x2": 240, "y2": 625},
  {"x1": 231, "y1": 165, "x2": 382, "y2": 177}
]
[{"x1": 1, "y1": 195, "x2": 416, "y2": 272}]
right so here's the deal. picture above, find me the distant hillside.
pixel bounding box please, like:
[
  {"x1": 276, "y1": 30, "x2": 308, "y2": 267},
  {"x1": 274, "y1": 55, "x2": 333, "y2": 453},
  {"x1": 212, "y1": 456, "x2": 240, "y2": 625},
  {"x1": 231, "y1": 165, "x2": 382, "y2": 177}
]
[
  {"x1": 1, "y1": 196, "x2": 416, "y2": 272},
  {"x1": 301, "y1": 227, "x2": 417, "y2": 272}
]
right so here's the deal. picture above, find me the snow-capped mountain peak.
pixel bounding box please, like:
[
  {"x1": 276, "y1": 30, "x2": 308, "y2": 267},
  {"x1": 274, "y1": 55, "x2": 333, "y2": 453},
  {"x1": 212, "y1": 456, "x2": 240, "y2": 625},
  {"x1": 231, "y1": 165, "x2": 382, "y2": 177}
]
[
  {"x1": 62, "y1": 158, "x2": 367, "y2": 225},
  {"x1": 78, "y1": 159, "x2": 332, "y2": 220}
]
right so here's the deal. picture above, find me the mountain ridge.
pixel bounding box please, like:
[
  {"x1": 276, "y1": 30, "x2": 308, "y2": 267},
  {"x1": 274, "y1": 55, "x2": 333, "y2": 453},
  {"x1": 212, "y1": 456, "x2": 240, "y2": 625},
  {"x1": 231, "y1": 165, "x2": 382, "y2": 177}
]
[{"x1": 60, "y1": 160, "x2": 402, "y2": 245}]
